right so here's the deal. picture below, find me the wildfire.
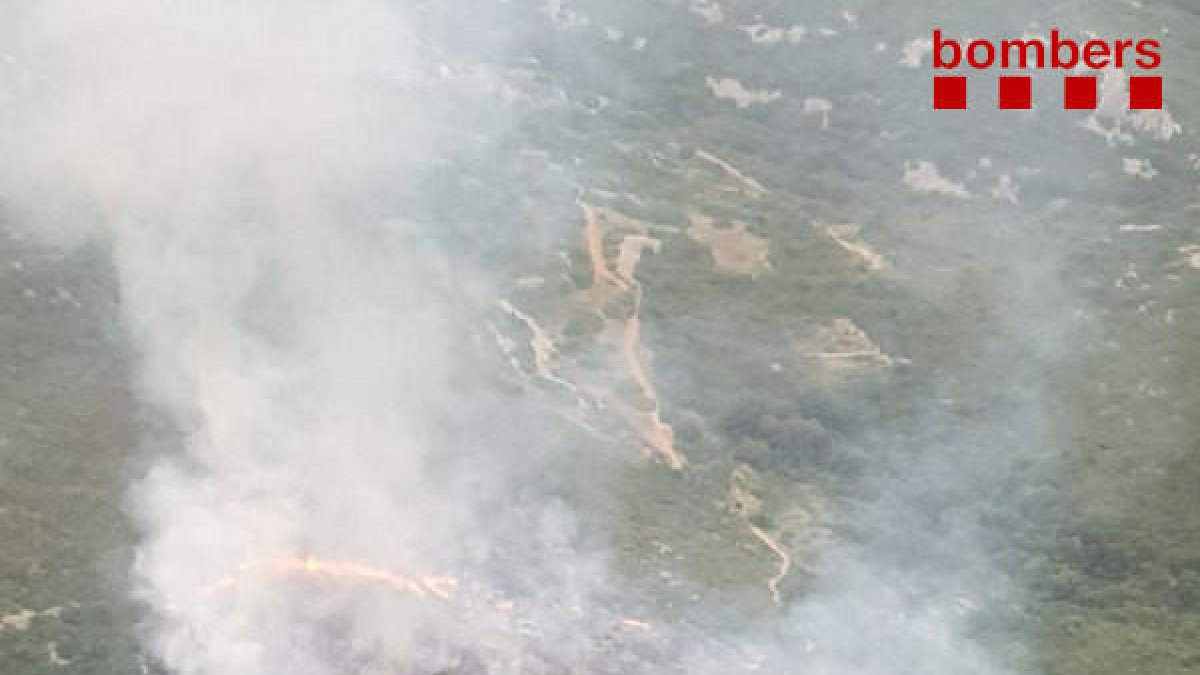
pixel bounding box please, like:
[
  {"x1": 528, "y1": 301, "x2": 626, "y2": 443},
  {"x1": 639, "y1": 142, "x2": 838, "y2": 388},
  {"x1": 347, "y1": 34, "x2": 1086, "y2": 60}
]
[
  {"x1": 618, "y1": 617, "x2": 653, "y2": 632},
  {"x1": 197, "y1": 553, "x2": 654, "y2": 635},
  {"x1": 199, "y1": 555, "x2": 458, "y2": 600}
]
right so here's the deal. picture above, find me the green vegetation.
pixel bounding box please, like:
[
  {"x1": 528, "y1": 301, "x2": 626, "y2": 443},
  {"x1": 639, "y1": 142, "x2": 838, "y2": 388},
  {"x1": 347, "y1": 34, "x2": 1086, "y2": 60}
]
[{"x1": 3, "y1": 0, "x2": 1200, "y2": 672}]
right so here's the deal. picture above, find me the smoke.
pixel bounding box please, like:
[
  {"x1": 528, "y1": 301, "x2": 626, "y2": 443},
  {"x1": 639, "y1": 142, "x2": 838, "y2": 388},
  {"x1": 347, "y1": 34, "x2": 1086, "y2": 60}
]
[
  {"x1": 0, "y1": 1, "x2": 1073, "y2": 674},
  {"x1": 0, "y1": 2, "x2": 619, "y2": 673},
  {"x1": 682, "y1": 566, "x2": 1010, "y2": 674}
]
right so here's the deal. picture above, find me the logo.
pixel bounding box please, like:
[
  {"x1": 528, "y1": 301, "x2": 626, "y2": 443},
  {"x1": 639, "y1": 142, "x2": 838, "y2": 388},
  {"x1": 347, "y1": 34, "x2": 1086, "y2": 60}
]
[{"x1": 931, "y1": 29, "x2": 1162, "y2": 110}]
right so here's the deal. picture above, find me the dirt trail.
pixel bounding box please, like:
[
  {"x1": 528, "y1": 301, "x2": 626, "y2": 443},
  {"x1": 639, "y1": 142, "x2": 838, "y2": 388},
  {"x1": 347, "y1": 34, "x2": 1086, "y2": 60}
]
[
  {"x1": 823, "y1": 223, "x2": 886, "y2": 272},
  {"x1": 616, "y1": 234, "x2": 660, "y2": 282},
  {"x1": 729, "y1": 464, "x2": 792, "y2": 605},
  {"x1": 581, "y1": 204, "x2": 686, "y2": 470},
  {"x1": 694, "y1": 149, "x2": 768, "y2": 198},
  {"x1": 498, "y1": 299, "x2": 577, "y2": 391},
  {"x1": 584, "y1": 206, "x2": 629, "y2": 290},
  {"x1": 795, "y1": 318, "x2": 905, "y2": 373},
  {"x1": 748, "y1": 524, "x2": 791, "y2": 606}
]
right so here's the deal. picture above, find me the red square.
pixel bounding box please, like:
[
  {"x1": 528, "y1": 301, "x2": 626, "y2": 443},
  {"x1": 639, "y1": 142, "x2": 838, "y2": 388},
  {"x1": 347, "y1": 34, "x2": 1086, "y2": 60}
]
[
  {"x1": 999, "y1": 76, "x2": 1031, "y2": 110},
  {"x1": 933, "y1": 76, "x2": 967, "y2": 109},
  {"x1": 1064, "y1": 76, "x2": 1097, "y2": 110},
  {"x1": 1129, "y1": 76, "x2": 1162, "y2": 110}
]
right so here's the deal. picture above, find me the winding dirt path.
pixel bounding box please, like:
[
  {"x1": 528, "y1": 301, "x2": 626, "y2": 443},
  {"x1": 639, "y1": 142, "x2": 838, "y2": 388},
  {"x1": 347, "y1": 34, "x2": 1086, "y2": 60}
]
[
  {"x1": 581, "y1": 204, "x2": 685, "y2": 470},
  {"x1": 694, "y1": 149, "x2": 768, "y2": 198},
  {"x1": 498, "y1": 298, "x2": 577, "y2": 391},
  {"x1": 748, "y1": 525, "x2": 791, "y2": 606}
]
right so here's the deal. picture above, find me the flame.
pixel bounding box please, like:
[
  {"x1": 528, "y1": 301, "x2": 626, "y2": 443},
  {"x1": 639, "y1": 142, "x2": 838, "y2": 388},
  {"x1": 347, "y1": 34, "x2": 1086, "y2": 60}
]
[
  {"x1": 199, "y1": 555, "x2": 458, "y2": 600},
  {"x1": 618, "y1": 617, "x2": 653, "y2": 631},
  {"x1": 197, "y1": 554, "x2": 653, "y2": 636}
]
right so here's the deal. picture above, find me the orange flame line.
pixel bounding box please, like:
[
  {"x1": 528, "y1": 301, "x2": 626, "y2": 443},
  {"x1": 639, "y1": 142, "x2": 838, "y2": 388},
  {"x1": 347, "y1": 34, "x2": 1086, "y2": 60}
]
[
  {"x1": 197, "y1": 554, "x2": 652, "y2": 634},
  {"x1": 199, "y1": 555, "x2": 458, "y2": 600}
]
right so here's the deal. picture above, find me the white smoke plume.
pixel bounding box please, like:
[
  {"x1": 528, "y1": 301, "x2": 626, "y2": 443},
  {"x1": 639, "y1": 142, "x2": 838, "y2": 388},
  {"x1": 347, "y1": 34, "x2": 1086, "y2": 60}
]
[
  {"x1": 0, "y1": 2, "x2": 624, "y2": 674},
  {"x1": 0, "y1": 2, "x2": 1047, "y2": 675}
]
